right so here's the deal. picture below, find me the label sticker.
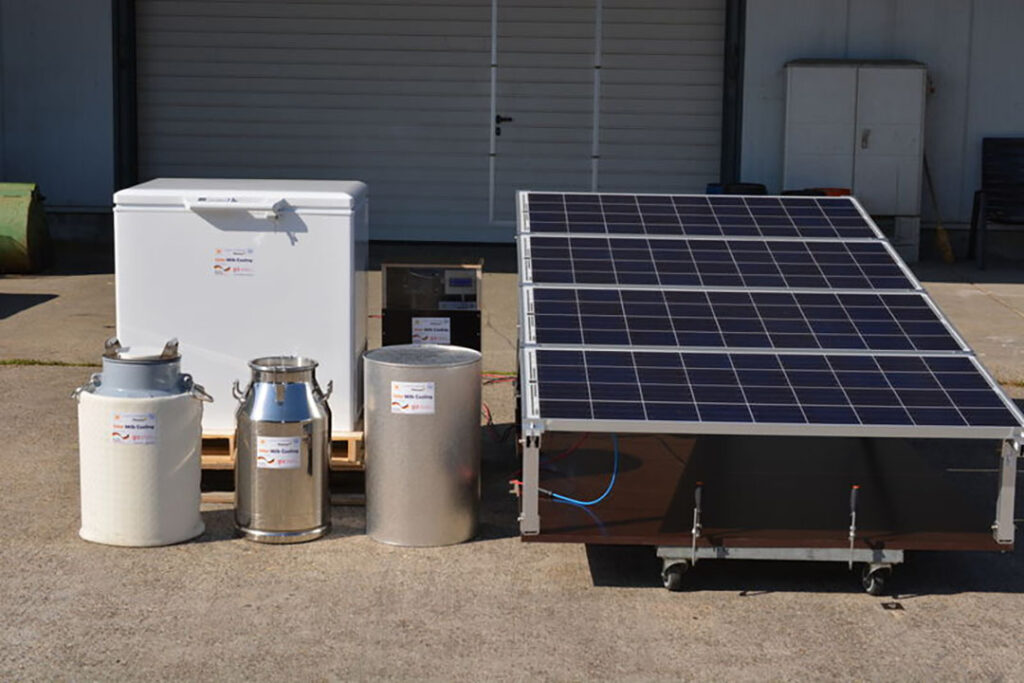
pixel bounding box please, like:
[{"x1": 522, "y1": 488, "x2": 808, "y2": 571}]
[
  {"x1": 391, "y1": 381, "x2": 436, "y2": 415},
  {"x1": 411, "y1": 317, "x2": 451, "y2": 345},
  {"x1": 256, "y1": 436, "x2": 303, "y2": 469},
  {"x1": 212, "y1": 247, "x2": 255, "y2": 277},
  {"x1": 111, "y1": 412, "x2": 157, "y2": 445}
]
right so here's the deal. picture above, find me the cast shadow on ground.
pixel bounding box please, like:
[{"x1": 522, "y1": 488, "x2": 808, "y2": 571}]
[
  {"x1": 0, "y1": 293, "x2": 56, "y2": 319},
  {"x1": 912, "y1": 258, "x2": 1024, "y2": 285},
  {"x1": 585, "y1": 536, "x2": 1024, "y2": 596}
]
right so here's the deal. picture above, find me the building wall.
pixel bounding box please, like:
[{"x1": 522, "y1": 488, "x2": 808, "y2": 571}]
[
  {"x1": 0, "y1": 0, "x2": 113, "y2": 209},
  {"x1": 741, "y1": 0, "x2": 1024, "y2": 225}
]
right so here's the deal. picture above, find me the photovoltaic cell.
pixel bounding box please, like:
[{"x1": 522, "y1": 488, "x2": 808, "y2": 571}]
[
  {"x1": 534, "y1": 349, "x2": 1019, "y2": 429},
  {"x1": 530, "y1": 288, "x2": 965, "y2": 352},
  {"x1": 527, "y1": 235, "x2": 914, "y2": 290},
  {"x1": 525, "y1": 192, "x2": 879, "y2": 240}
]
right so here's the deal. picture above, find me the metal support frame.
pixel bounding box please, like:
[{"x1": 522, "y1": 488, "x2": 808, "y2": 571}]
[
  {"x1": 690, "y1": 483, "x2": 703, "y2": 565},
  {"x1": 519, "y1": 425, "x2": 542, "y2": 535},
  {"x1": 993, "y1": 438, "x2": 1020, "y2": 545},
  {"x1": 658, "y1": 545, "x2": 903, "y2": 567}
]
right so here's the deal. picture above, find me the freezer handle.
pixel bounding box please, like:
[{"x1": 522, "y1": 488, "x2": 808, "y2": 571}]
[{"x1": 183, "y1": 196, "x2": 286, "y2": 220}]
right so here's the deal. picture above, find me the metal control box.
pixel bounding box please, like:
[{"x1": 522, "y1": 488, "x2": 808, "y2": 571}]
[{"x1": 381, "y1": 262, "x2": 482, "y2": 351}]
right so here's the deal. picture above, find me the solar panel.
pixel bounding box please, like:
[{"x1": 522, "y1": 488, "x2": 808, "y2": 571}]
[
  {"x1": 523, "y1": 348, "x2": 1023, "y2": 438},
  {"x1": 516, "y1": 191, "x2": 1024, "y2": 439},
  {"x1": 524, "y1": 235, "x2": 916, "y2": 291},
  {"x1": 526, "y1": 288, "x2": 968, "y2": 353},
  {"x1": 524, "y1": 192, "x2": 882, "y2": 240}
]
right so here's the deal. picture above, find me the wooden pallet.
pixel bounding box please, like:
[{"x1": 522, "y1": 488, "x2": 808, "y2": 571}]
[
  {"x1": 201, "y1": 429, "x2": 365, "y2": 471},
  {"x1": 200, "y1": 491, "x2": 365, "y2": 506}
]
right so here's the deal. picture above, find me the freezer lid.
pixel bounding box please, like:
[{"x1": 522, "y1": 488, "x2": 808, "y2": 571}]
[{"x1": 114, "y1": 178, "x2": 367, "y2": 211}]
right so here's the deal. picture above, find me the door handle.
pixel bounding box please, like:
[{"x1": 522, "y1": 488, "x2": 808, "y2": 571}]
[{"x1": 860, "y1": 128, "x2": 871, "y2": 149}]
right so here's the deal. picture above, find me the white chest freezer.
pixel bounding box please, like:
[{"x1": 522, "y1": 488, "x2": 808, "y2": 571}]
[{"x1": 114, "y1": 178, "x2": 369, "y2": 435}]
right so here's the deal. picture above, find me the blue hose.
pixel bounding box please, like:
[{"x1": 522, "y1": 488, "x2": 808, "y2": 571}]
[{"x1": 550, "y1": 434, "x2": 619, "y2": 507}]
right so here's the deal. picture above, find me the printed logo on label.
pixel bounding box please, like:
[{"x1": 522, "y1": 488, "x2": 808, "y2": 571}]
[
  {"x1": 391, "y1": 381, "x2": 436, "y2": 415},
  {"x1": 256, "y1": 436, "x2": 303, "y2": 469},
  {"x1": 411, "y1": 317, "x2": 451, "y2": 345},
  {"x1": 212, "y1": 247, "x2": 255, "y2": 277},
  {"x1": 111, "y1": 412, "x2": 157, "y2": 445}
]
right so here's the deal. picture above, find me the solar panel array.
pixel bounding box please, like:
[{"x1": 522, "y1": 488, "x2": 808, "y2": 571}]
[{"x1": 518, "y1": 191, "x2": 1024, "y2": 438}]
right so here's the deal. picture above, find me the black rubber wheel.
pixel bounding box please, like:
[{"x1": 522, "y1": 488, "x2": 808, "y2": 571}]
[
  {"x1": 662, "y1": 563, "x2": 688, "y2": 592},
  {"x1": 861, "y1": 566, "x2": 890, "y2": 596}
]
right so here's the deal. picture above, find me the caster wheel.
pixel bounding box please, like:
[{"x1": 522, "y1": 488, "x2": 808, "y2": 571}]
[
  {"x1": 662, "y1": 563, "x2": 688, "y2": 592},
  {"x1": 861, "y1": 565, "x2": 890, "y2": 596}
]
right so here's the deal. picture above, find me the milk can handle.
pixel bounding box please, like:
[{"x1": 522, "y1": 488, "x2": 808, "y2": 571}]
[
  {"x1": 320, "y1": 380, "x2": 334, "y2": 401},
  {"x1": 232, "y1": 380, "x2": 249, "y2": 402},
  {"x1": 181, "y1": 373, "x2": 213, "y2": 402},
  {"x1": 70, "y1": 373, "x2": 102, "y2": 401}
]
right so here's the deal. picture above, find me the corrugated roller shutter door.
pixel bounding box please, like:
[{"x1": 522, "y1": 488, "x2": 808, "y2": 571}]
[
  {"x1": 136, "y1": 0, "x2": 724, "y2": 241},
  {"x1": 600, "y1": 0, "x2": 724, "y2": 194},
  {"x1": 136, "y1": 0, "x2": 492, "y2": 241}
]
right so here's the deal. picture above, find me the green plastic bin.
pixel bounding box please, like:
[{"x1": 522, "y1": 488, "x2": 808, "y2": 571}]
[{"x1": 0, "y1": 183, "x2": 49, "y2": 273}]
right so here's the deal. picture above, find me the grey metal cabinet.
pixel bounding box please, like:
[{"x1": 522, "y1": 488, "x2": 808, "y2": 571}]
[{"x1": 784, "y1": 60, "x2": 926, "y2": 259}]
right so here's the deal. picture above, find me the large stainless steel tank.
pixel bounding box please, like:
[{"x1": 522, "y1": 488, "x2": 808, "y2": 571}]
[
  {"x1": 233, "y1": 356, "x2": 331, "y2": 543},
  {"x1": 364, "y1": 344, "x2": 481, "y2": 546},
  {"x1": 74, "y1": 338, "x2": 211, "y2": 546}
]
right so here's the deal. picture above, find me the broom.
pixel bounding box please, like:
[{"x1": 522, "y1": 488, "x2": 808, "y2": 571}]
[{"x1": 924, "y1": 154, "x2": 955, "y2": 264}]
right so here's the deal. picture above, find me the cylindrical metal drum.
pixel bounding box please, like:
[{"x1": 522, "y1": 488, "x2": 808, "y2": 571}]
[
  {"x1": 364, "y1": 344, "x2": 481, "y2": 546},
  {"x1": 233, "y1": 356, "x2": 332, "y2": 543},
  {"x1": 75, "y1": 338, "x2": 211, "y2": 547}
]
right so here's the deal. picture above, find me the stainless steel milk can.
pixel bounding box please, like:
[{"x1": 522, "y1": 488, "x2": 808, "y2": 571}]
[{"x1": 233, "y1": 356, "x2": 332, "y2": 543}]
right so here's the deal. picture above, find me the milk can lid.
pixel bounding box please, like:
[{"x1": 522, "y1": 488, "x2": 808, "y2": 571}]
[
  {"x1": 102, "y1": 337, "x2": 180, "y2": 363},
  {"x1": 364, "y1": 344, "x2": 481, "y2": 369}
]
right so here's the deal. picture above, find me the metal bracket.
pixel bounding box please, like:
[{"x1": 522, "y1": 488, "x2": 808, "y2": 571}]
[
  {"x1": 690, "y1": 482, "x2": 703, "y2": 565},
  {"x1": 848, "y1": 484, "x2": 860, "y2": 569},
  {"x1": 993, "y1": 439, "x2": 1018, "y2": 545},
  {"x1": 518, "y1": 423, "x2": 543, "y2": 536}
]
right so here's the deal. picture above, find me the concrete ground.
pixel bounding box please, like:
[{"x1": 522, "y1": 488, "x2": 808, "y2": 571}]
[{"x1": 2, "y1": 244, "x2": 1024, "y2": 680}]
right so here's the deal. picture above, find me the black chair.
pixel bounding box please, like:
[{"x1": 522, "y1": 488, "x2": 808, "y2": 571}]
[{"x1": 969, "y1": 137, "x2": 1024, "y2": 269}]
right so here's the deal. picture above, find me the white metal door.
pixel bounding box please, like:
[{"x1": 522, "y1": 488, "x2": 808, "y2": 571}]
[
  {"x1": 490, "y1": 0, "x2": 598, "y2": 224},
  {"x1": 783, "y1": 65, "x2": 858, "y2": 193},
  {"x1": 852, "y1": 66, "x2": 926, "y2": 216},
  {"x1": 490, "y1": 0, "x2": 726, "y2": 223}
]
